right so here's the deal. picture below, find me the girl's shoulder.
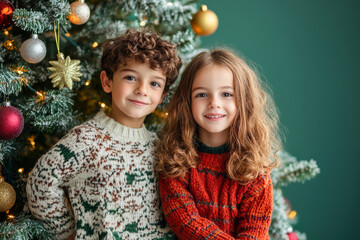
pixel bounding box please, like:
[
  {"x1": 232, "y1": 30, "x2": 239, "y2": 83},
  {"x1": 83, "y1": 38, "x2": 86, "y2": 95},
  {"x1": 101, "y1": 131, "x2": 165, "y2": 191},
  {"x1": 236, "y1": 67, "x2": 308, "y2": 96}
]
[{"x1": 242, "y1": 169, "x2": 272, "y2": 195}]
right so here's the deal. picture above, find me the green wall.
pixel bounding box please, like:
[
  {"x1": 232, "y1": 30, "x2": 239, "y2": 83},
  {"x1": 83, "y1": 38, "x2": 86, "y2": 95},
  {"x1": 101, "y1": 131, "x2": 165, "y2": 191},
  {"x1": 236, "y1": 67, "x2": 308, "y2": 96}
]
[{"x1": 200, "y1": 0, "x2": 360, "y2": 239}]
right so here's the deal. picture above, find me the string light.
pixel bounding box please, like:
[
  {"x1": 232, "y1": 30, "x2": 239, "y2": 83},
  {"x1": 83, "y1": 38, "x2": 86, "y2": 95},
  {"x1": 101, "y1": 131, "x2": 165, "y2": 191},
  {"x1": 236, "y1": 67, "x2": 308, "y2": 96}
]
[
  {"x1": 4, "y1": 30, "x2": 9, "y2": 36},
  {"x1": 18, "y1": 168, "x2": 24, "y2": 173},
  {"x1": 20, "y1": 77, "x2": 29, "y2": 85},
  {"x1": 84, "y1": 80, "x2": 91, "y2": 86},
  {"x1": 139, "y1": 20, "x2": 146, "y2": 26},
  {"x1": 7, "y1": 214, "x2": 15, "y2": 220},
  {"x1": 16, "y1": 68, "x2": 23, "y2": 75},
  {"x1": 14, "y1": 66, "x2": 27, "y2": 75},
  {"x1": 165, "y1": 112, "x2": 168, "y2": 116},
  {"x1": 288, "y1": 210, "x2": 297, "y2": 219},
  {"x1": 27, "y1": 135, "x2": 36, "y2": 149},
  {"x1": 36, "y1": 91, "x2": 46, "y2": 102},
  {"x1": 92, "y1": 42, "x2": 98, "y2": 48},
  {"x1": 2, "y1": 40, "x2": 16, "y2": 50},
  {"x1": 65, "y1": 32, "x2": 71, "y2": 37},
  {"x1": 99, "y1": 102, "x2": 107, "y2": 109},
  {"x1": 167, "y1": 2, "x2": 173, "y2": 6}
]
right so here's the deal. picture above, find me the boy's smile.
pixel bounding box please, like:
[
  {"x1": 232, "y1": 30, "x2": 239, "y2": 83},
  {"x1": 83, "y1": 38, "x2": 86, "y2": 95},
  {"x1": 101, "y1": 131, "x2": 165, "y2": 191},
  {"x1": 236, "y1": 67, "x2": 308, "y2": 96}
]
[{"x1": 101, "y1": 58, "x2": 166, "y2": 128}]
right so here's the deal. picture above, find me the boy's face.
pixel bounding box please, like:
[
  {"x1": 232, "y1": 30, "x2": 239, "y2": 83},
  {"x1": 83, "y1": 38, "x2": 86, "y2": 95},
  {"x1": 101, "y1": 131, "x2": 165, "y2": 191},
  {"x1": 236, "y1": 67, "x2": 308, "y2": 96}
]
[{"x1": 101, "y1": 58, "x2": 167, "y2": 128}]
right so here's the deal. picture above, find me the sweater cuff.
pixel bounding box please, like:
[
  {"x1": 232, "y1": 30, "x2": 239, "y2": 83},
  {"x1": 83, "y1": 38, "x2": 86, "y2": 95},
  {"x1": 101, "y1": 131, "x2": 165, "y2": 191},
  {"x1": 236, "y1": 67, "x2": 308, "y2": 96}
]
[{"x1": 55, "y1": 228, "x2": 75, "y2": 240}]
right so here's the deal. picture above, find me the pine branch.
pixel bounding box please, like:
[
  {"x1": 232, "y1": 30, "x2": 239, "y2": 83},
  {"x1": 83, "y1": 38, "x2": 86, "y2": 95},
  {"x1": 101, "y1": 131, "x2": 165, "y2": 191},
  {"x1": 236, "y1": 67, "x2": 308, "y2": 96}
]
[
  {"x1": 0, "y1": 66, "x2": 24, "y2": 96},
  {"x1": 0, "y1": 215, "x2": 52, "y2": 240},
  {"x1": 158, "y1": 1, "x2": 196, "y2": 25},
  {"x1": 269, "y1": 189, "x2": 293, "y2": 240},
  {"x1": 0, "y1": 141, "x2": 15, "y2": 165},
  {"x1": 19, "y1": 89, "x2": 81, "y2": 134},
  {"x1": 38, "y1": 0, "x2": 71, "y2": 24},
  {"x1": 0, "y1": 45, "x2": 5, "y2": 63},
  {"x1": 13, "y1": 9, "x2": 50, "y2": 34},
  {"x1": 272, "y1": 150, "x2": 320, "y2": 188},
  {"x1": 163, "y1": 29, "x2": 197, "y2": 52}
]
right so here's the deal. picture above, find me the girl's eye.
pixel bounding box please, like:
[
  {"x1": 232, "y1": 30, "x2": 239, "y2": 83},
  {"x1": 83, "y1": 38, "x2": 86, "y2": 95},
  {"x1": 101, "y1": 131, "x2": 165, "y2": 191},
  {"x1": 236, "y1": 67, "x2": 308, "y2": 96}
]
[
  {"x1": 150, "y1": 82, "x2": 161, "y2": 88},
  {"x1": 222, "y1": 92, "x2": 233, "y2": 97},
  {"x1": 124, "y1": 76, "x2": 135, "y2": 81},
  {"x1": 195, "y1": 93, "x2": 207, "y2": 98}
]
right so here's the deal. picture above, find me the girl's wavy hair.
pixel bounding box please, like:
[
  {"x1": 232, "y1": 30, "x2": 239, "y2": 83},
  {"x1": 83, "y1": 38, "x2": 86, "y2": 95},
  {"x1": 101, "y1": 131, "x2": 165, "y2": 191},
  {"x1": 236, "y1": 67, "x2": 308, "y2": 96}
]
[{"x1": 156, "y1": 48, "x2": 281, "y2": 184}]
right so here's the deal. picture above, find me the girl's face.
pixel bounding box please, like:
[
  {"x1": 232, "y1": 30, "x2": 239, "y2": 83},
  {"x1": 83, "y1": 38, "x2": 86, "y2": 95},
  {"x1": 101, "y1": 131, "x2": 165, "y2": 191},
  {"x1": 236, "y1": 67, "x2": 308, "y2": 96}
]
[{"x1": 191, "y1": 64, "x2": 237, "y2": 147}]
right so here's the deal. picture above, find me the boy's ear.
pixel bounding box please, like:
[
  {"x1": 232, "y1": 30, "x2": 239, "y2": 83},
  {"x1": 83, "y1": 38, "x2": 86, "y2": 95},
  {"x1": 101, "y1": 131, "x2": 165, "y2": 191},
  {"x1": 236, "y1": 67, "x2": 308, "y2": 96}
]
[
  {"x1": 100, "y1": 70, "x2": 112, "y2": 93},
  {"x1": 160, "y1": 90, "x2": 168, "y2": 103}
]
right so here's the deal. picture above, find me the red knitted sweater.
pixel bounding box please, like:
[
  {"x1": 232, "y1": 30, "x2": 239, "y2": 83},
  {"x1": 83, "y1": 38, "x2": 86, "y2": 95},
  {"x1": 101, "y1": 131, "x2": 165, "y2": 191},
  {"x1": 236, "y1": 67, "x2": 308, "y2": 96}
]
[{"x1": 159, "y1": 143, "x2": 273, "y2": 240}]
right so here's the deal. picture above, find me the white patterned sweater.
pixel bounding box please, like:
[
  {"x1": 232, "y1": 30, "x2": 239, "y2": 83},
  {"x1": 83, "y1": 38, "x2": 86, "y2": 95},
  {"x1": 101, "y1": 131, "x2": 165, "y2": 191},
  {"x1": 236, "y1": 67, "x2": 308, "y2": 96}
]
[{"x1": 26, "y1": 111, "x2": 175, "y2": 240}]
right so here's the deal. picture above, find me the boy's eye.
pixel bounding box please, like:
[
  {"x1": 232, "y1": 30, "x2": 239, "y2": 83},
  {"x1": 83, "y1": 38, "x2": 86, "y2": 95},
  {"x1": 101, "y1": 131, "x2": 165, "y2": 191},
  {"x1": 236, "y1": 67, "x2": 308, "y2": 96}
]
[
  {"x1": 195, "y1": 93, "x2": 207, "y2": 98},
  {"x1": 124, "y1": 76, "x2": 135, "y2": 81},
  {"x1": 222, "y1": 92, "x2": 233, "y2": 97},
  {"x1": 150, "y1": 82, "x2": 161, "y2": 88}
]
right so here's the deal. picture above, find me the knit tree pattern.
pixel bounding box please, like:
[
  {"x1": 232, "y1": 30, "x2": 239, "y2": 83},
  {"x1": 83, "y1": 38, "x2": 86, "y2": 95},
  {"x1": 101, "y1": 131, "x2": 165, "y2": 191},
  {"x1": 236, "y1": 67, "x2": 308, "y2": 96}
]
[{"x1": 26, "y1": 112, "x2": 175, "y2": 240}]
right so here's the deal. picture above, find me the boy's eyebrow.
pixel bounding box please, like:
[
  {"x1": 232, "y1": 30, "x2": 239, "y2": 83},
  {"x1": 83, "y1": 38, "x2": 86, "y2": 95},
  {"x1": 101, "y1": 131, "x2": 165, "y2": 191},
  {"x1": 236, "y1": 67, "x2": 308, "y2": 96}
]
[
  {"x1": 192, "y1": 86, "x2": 233, "y2": 92},
  {"x1": 120, "y1": 69, "x2": 166, "y2": 82}
]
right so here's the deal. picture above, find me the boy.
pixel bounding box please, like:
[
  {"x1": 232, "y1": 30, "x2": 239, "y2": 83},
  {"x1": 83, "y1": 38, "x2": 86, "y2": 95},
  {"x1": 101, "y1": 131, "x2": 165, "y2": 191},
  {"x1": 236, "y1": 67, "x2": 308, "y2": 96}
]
[{"x1": 26, "y1": 29, "x2": 182, "y2": 240}]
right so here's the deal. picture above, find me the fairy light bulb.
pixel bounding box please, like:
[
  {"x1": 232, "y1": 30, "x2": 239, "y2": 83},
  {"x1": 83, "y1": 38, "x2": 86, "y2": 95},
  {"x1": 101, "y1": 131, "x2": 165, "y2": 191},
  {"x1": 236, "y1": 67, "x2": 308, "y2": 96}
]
[{"x1": 288, "y1": 210, "x2": 297, "y2": 219}]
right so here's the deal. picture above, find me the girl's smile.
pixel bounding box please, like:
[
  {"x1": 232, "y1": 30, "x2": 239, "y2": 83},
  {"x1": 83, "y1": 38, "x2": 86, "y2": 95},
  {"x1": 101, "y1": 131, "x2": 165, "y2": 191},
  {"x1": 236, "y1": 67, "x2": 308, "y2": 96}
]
[
  {"x1": 191, "y1": 63, "x2": 236, "y2": 147},
  {"x1": 204, "y1": 113, "x2": 226, "y2": 120}
]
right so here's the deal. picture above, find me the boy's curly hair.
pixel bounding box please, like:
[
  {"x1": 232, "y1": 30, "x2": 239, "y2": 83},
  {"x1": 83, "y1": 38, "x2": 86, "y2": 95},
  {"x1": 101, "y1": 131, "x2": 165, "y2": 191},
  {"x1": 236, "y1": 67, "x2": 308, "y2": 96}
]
[{"x1": 100, "y1": 29, "x2": 182, "y2": 92}]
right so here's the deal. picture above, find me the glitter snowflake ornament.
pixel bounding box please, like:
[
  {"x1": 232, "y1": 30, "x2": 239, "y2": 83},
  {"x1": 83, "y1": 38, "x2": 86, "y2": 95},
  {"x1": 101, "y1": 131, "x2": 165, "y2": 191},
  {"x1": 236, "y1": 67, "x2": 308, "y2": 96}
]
[{"x1": 48, "y1": 53, "x2": 82, "y2": 90}]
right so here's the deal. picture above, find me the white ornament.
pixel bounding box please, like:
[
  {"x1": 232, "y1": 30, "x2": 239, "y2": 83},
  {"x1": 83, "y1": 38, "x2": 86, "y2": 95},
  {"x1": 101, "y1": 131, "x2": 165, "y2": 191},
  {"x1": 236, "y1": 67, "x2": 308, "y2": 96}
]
[
  {"x1": 20, "y1": 34, "x2": 46, "y2": 64},
  {"x1": 68, "y1": 0, "x2": 90, "y2": 25}
]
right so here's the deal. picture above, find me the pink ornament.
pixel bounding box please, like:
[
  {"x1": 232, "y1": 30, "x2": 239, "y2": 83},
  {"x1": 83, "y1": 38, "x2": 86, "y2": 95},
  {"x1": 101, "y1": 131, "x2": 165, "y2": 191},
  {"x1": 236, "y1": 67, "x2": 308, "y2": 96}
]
[
  {"x1": 0, "y1": 102, "x2": 24, "y2": 140},
  {"x1": 287, "y1": 232, "x2": 298, "y2": 240}
]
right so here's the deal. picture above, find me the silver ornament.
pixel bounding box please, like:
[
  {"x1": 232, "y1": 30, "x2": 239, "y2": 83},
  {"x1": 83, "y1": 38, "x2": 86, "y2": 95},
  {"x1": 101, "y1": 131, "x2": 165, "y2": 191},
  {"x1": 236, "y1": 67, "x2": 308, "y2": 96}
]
[
  {"x1": 68, "y1": 0, "x2": 90, "y2": 25},
  {"x1": 20, "y1": 34, "x2": 46, "y2": 64}
]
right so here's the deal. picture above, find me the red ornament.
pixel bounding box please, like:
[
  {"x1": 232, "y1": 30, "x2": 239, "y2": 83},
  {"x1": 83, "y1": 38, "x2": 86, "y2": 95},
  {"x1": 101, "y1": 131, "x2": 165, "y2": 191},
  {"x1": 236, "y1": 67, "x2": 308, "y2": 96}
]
[
  {"x1": 0, "y1": 102, "x2": 24, "y2": 140},
  {"x1": 0, "y1": 0, "x2": 14, "y2": 30},
  {"x1": 287, "y1": 232, "x2": 298, "y2": 240}
]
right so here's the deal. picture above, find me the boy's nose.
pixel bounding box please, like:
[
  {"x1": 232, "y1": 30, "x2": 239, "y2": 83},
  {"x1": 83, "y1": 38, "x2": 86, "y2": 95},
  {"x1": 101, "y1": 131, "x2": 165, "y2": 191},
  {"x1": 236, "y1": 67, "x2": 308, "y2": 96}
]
[{"x1": 135, "y1": 83, "x2": 147, "y2": 96}]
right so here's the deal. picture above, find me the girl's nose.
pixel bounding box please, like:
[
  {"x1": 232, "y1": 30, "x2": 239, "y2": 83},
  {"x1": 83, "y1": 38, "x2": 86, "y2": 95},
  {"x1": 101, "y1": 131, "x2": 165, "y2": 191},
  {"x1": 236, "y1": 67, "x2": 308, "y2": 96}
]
[{"x1": 208, "y1": 96, "x2": 220, "y2": 109}]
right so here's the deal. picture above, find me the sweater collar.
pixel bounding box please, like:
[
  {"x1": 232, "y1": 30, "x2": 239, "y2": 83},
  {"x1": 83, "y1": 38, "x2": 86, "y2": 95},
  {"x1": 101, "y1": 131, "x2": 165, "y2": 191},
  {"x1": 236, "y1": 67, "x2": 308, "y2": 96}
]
[
  {"x1": 196, "y1": 140, "x2": 229, "y2": 154},
  {"x1": 93, "y1": 111, "x2": 153, "y2": 140}
]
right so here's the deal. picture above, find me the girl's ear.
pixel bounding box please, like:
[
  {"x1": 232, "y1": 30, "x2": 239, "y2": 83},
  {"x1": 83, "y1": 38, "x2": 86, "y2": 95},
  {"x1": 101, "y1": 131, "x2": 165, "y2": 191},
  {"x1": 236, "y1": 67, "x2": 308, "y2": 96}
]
[{"x1": 100, "y1": 71, "x2": 112, "y2": 93}]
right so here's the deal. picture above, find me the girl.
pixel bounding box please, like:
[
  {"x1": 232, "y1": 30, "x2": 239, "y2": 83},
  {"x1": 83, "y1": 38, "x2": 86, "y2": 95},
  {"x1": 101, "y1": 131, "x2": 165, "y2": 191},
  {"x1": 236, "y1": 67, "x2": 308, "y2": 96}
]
[{"x1": 156, "y1": 49, "x2": 281, "y2": 240}]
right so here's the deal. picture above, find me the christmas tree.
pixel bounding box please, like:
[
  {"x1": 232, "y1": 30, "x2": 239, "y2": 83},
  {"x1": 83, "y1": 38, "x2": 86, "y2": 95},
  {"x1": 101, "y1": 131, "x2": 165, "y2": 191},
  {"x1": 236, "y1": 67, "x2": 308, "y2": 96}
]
[{"x1": 0, "y1": 0, "x2": 319, "y2": 239}]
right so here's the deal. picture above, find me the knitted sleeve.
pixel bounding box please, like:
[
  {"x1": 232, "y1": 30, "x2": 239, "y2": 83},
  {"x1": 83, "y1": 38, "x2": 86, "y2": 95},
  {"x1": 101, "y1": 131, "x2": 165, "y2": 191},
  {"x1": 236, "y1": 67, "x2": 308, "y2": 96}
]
[
  {"x1": 235, "y1": 172, "x2": 273, "y2": 240},
  {"x1": 160, "y1": 175, "x2": 235, "y2": 240},
  {"x1": 26, "y1": 130, "x2": 81, "y2": 240}
]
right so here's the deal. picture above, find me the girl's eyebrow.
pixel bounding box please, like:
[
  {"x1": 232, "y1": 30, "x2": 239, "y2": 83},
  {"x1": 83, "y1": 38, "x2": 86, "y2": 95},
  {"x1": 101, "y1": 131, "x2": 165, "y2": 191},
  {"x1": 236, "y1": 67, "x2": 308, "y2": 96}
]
[
  {"x1": 192, "y1": 86, "x2": 233, "y2": 92},
  {"x1": 192, "y1": 87, "x2": 206, "y2": 92}
]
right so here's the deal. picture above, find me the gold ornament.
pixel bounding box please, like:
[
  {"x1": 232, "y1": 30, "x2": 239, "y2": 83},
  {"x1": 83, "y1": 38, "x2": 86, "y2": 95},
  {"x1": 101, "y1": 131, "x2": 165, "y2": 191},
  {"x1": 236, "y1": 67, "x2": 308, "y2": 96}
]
[
  {"x1": 48, "y1": 53, "x2": 82, "y2": 90},
  {"x1": 0, "y1": 177, "x2": 16, "y2": 212},
  {"x1": 68, "y1": 0, "x2": 91, "y2": 25},
  {"x1": 191, "y1": 5, "x2": 219, "y2": 36}
]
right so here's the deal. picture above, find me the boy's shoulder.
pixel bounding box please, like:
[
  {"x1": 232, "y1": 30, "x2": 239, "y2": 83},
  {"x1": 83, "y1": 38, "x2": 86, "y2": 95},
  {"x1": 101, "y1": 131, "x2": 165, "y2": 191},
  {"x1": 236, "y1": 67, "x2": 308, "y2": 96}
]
[
  {"x1": 53, "y1": 117, "x2": 103, "y2": 148},
  {"x1": 66, "y1": 111, "x2": 158, "y2": 143}
]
